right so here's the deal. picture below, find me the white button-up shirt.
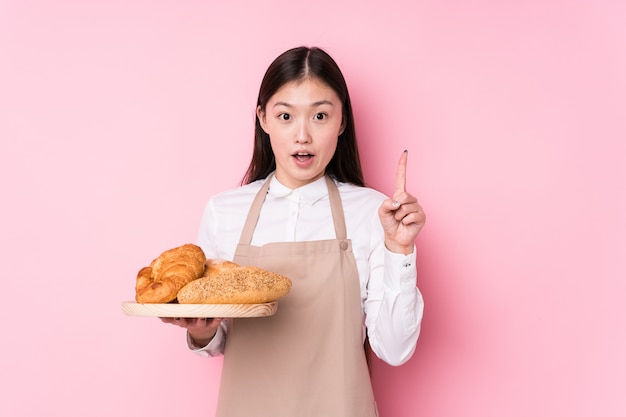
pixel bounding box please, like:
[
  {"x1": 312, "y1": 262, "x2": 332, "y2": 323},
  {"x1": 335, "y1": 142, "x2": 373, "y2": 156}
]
[{"x1": 191, "y1": 174, "x2": 424, "y2": 366}]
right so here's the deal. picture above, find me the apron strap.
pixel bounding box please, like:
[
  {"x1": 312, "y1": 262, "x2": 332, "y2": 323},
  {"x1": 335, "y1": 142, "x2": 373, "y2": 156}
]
[
  {"x1": 238, "y1": 174, "x2": 348, "y2": 245},
  {"x1": 325, "y1": 176, "x2": 347, "y2": 241},
  {"x1": 238, "y1": 176, "x2": 272, "y2": 246}
]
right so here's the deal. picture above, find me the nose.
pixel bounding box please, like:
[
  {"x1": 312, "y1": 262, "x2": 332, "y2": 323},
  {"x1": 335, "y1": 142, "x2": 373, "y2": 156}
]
[{"x1": 295, "y1": 120, "x2": 312, "y2": 144}]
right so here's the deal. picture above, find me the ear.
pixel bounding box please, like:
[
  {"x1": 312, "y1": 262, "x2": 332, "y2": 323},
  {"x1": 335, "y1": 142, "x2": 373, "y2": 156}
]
[
  {"x1": 338, "y1": 116, "x2": 346, "y2": 136},
  {"x1": 257, "y1": 105, "x2": 269, "y2": 134}
]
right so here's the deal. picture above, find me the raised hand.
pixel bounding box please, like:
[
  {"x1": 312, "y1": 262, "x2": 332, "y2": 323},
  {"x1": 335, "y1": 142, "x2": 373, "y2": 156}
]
[{"x1": 377, "y1": 150, "x2": 426, "y2": 254}]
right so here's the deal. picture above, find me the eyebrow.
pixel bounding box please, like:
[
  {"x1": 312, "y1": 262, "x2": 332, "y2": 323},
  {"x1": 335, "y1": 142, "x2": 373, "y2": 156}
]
[{"x1": 272, "y1": 100, "x2": 335, "y2": 108}]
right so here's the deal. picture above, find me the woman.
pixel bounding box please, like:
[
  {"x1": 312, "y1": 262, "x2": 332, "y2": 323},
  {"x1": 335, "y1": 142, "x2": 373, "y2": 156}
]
[{"x1": 161, "y1": 46, "x2": 425, "y2": 417}]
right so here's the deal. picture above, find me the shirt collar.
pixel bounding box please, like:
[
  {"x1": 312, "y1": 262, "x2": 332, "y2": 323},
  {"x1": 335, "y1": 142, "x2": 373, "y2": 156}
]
[{"x1": 267, "y1": 174, "x2": 329, "y2": 205}]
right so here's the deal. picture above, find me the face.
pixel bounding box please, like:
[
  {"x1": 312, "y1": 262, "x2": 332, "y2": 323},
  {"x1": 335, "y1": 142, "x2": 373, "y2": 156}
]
[{"x1": 257, "y1": 77, "x2": 345, "y2": 189}]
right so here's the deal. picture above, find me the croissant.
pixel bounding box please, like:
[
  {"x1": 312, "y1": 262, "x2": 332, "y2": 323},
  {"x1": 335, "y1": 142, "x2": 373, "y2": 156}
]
[
  {"x1": 135, "y1": 243, "x2": 206, "y2": 303},
  {"x1": 177, "y1": 265, "x2": 292, "y2": 304}
]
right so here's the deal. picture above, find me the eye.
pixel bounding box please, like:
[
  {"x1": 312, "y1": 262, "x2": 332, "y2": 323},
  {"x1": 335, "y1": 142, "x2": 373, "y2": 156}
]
[
  {"x1": 278, "y1": 113, "x2": 291, "y2": 121},
  {"x1": 314, "y1": 113, "x2": 327, "y2": 121}
]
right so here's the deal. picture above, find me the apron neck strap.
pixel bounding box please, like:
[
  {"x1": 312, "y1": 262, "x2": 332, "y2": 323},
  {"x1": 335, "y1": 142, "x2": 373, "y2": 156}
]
[
  {"x1": 325, "y1": 175, "x2": 347, "y2": 240},
  {"x1": 238, "y1": 174, "x2": 347, "y2": 245}
]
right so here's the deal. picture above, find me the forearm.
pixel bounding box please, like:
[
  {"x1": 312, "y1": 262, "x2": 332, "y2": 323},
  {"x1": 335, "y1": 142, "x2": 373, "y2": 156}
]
[{"x1": 365, "y1": 247, "x2": 424, "y2": 366}]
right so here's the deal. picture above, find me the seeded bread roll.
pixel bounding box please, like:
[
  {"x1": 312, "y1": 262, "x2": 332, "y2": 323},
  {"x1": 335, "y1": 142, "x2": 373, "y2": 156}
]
[
  {"x1": 135, "y1": 244, "x2": 206, "y2": 303},
  {"x1": 177, "y1": 266, "x2": 292, "y2": 304}
]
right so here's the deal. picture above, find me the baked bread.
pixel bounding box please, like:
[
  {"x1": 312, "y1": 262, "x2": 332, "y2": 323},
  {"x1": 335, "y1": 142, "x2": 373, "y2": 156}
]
[
  {"x1": 135, "y1": 244, "x2": 206, "y2": 303},
  {"x1": 177, "y1": 265, "x2": 292, "y2": 304},
  {"x1": 202, "y1": 258, "x2": 239, "y2": 278}
]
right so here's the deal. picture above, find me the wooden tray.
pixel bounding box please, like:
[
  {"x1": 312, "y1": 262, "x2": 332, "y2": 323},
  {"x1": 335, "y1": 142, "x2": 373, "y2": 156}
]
[{"x1": 121, "y1": 301, "x2": 278, "y2": 318}]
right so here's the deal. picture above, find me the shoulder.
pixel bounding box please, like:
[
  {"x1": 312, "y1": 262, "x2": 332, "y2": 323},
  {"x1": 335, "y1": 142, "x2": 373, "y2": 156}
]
[
  {"x1": 335, "y1": 181, "x2": 387, "y2": 211},
  {"x1": 334, "y1": 181, "x2": 386, "y2": 239},
  {"x1": 208, "y1": 179, "x2": 265, "y2": 207},
  {"x1": 336, "y1": 181, "x2": 386, "y2": 200}
]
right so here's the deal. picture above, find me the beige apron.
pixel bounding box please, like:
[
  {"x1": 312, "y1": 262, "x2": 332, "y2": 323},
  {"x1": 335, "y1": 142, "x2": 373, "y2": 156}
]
[{"x1": 215, "y1": 176, "x2": 378, "y2": 417}]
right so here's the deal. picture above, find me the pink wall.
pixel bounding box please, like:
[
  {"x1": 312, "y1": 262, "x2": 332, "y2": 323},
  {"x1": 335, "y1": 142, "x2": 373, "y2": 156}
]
[{"x1": 1, "y1": 1, "x2": 624, "y2": 416}]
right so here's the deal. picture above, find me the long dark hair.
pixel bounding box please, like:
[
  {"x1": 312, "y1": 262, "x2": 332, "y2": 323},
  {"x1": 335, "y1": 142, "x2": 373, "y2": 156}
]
[{"x1": 241, "y1": 46, "x2": 365, "y2": 186}]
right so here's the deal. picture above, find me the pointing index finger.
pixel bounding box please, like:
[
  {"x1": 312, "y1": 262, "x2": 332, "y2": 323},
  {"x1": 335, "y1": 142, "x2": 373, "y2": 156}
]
[{"x1": 394, "y1": 150, "x2": 408, "y2": 196}]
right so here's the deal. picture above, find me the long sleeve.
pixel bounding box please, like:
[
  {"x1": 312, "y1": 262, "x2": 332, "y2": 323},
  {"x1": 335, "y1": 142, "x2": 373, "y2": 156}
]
[{"x1": 364, "y1": 245, "x2": 424, "y2": 366}]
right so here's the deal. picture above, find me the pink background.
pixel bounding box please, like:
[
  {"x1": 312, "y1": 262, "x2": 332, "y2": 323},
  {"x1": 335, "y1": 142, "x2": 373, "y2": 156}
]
[{"x1": 1, "y1": 1, "x2": 625, "y2": 416}]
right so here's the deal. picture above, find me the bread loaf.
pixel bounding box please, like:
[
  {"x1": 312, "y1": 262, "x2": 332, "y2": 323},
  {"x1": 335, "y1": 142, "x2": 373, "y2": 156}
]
[
  {"x1": 135, "y1": 244, "x2": 206, "y2": 303},
  {"x1": 177, "y1": 265, "x2": 292, "y2": 304},
  {"x1": 202, "y1": 258, "x2": 238, "y2": 278}
]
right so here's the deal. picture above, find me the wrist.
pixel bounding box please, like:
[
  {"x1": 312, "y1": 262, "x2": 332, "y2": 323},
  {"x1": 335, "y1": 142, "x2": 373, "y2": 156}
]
[
  {"x1": 384, "y1": 241, "x2": 414, "y2": 255},
  {"x1": 189, "y1": 329, "x2": 217, "y2": 347}
]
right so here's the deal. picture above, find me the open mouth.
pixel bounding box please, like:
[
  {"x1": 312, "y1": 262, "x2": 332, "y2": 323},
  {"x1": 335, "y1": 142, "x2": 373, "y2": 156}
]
[{"x1": 293, "y1": 152, "x2": 314, "y2": 163}]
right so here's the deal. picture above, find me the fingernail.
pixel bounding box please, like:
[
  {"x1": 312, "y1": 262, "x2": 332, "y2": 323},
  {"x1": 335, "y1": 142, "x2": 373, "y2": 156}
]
[
  {"x1": 392, "y1": 201, "x2": 401, "y2": 208},
  {"x1": 403, "y1": 149, "x2": 408, "y2": 153}
]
